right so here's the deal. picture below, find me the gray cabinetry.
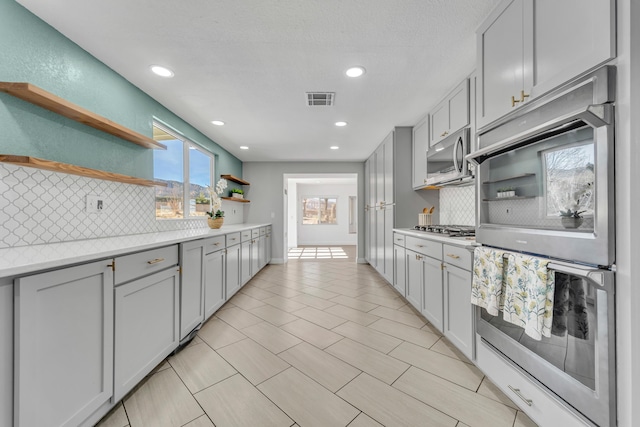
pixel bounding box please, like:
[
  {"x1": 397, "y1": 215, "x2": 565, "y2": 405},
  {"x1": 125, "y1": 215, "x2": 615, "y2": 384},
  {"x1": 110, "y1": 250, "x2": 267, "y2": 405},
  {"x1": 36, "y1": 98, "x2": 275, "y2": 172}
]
[
  {"x1": 412, "y1": 117, "x2": 428, "y2": 189},
  {"x1": 442, "y1": 244, "x2": 474, "y2": 360},
  {"x1": 241, "y1": 240, "x2": 252, "y2": 286},
  {"x1": 226, "y1": 241, "x2": 242, "y2": 298},
  {"x1": 477, "y1": 0, "x2": 615, "y2": 129},
  {"x1": 14, "y1": 261, "x2": 114, "y2": 427},
  {"x1": 180, "y1": 240, "x2": 206, "y2": 340},
  {"x1": 405, "y1": 249, "x2": 422, "y2": 311},
  {"x1": 204, "y1": 247, "x2": 226, "y2": 320},
  {"x1": 0, "y1": 278, "x2": 12, "y2": 427},
  {"x1": 420, "y1": 253, "x2": 444, "y2": 332},
  {"x1": 265, "y1": 226, "x2": 272, "y2": 265},
  {"x1": 393, "y1": 244, "x2": 406, "y2": 297},
  {"x1": 114, "y1": 267, "x2": 179, "y2": 401},
  {"x1": 251, "y1": 235, "x2": 259, "y2": 276},
  {"x1": 429, "y1": 79, "x2": 470, "y2": 147}
]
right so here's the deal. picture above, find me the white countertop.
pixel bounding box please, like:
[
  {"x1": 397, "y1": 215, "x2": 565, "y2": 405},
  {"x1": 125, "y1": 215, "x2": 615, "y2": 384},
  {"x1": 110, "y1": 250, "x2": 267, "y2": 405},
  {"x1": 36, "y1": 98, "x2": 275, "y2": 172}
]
[
  {"x1": 0, "y1": 223, "x2": 271, "y2": 278},
  {"x1": 393, "y1": 228, "x2": 478, "y2": 248}
]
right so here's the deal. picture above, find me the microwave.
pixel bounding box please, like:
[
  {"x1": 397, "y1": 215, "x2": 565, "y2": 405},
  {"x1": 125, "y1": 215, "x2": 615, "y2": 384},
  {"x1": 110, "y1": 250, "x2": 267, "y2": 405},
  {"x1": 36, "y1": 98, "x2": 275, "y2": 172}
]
[{"x1": 425, "y1": 128, "x2": 473, "y2": 186}]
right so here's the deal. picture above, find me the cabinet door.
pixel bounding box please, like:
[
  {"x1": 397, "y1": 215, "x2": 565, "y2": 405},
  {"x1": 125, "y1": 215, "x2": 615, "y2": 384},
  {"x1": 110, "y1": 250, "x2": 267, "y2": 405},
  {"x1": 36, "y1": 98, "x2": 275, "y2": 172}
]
[
  {"x1": 258, "y1": 235, "x2": 267, "y2": 269},
  {"x1": 265, "y1": 233, "x2": 272, "y2": 264},
  {"x1": 0, "y1": 279, "x2": 12, "y2": 427},
  {"x1": 375, "y1": 208, "x2": 385, "y2": 277},
  {"x1": 204, "y1": 249, "x2": 226, "y2": 319},
  {"x1": 226, "y1": 244, "x2": 242, "y2": 298},
  {"x1": 114, "y1": 267, "x2": 179, "y2": 401},
  {"x1": 412, "y1": 118, "x2": 428, "y2": 189},
  {"x1": 251, "y1": 238, "x2": 259, "y2": 277},
  {"x1": 477, "y1": 0, "x2": 526, "y2": 129},
  {"x1": 15, "y1": 261, "x2": 114, "y2": 427},
  {"x1": 405, "y1": 250, "x2": 422, "y2": 311},
  {"x1": 375, "y1": 144, "x2": 385, "y2": 206},
  {"x1": 382, "y1": 132, "x2": 394, "y2": 205},
  {"x1": 368, "y1": 208, "x2": 377, "y2": 268},
  {"x1": 429, "y1": 101, "x2": 450, "y2": 146},
  {"x1": 531, "y1": 0, "x2": 615, "y2": 98},
  {"x1": 383, "y1": 206, "x2": 394, "y2": 284},
  {"x1": 393, "y1": 245, "x2": 406, "y2": 297},
  {"x1": 443, "y1": 264, "x2": 474, "y2": 360},
  {"x1": 180, "y1": 240, "x2": 205, "y2": 340},
  {"x1": 421, "y1": 255, "x2": 444, "y2": 332},
  {"x1": 241, "y1": 241, "x2": 252, "y2": 286},
  {"x1": 448, "y1": 80, "x2": 470, "y2": 135}
]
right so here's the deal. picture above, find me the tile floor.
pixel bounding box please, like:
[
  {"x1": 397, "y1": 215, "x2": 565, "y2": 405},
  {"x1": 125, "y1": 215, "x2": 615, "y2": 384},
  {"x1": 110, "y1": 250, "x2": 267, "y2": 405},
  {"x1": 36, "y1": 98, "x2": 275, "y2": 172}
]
[
  {"x1": 97, "y1": 259, "x2": 537, "y2": 427},
  {"x1": 287, "y1": 246, "x2": 357, "y2": 261}
]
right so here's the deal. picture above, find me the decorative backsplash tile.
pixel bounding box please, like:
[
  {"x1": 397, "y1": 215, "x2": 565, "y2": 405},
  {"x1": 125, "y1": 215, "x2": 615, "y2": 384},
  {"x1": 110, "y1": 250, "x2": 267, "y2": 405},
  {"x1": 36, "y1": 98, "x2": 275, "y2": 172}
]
[
  {"x1": 439, "y1": 186, "x2": 476, "y2": 226},
  {"x1": 0, "y1": 164, "x2": 243, "y2": 248}
]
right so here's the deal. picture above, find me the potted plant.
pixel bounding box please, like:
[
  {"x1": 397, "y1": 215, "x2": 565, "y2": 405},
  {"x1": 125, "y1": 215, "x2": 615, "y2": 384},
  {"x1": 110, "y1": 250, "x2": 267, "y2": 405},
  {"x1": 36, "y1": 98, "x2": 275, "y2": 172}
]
[
  {"x1": 559, "y1": 208, "x2": 586, "y2": 229},
  {"x1": 206, "y1": 178, "x2": 228, "y2": 229},
  {"x1": 230, "y1": 188, "x2": 244, "y2": 199},
  {"x1": 497, "y1": 186, "x2": 516, "y2": 198}
]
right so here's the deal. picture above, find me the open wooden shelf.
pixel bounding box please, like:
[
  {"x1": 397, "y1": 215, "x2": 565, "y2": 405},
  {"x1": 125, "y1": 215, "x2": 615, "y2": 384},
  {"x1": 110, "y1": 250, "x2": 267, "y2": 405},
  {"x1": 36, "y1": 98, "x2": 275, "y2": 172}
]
[
  {"x1": 0, "y1": 82, "x2": 166, "y2": 150},
  {"x1": 482, "y1": 195, "x2": 536, "y2": 202},
  {"x1": 220, "y1": 174, "x2": 250, "y2": 185},
  {"x1": 0, "y1": 155, "x2": 167, "y2": 187},
  {"x1": 482, "y1": 173, "x2": 535, "y2": 185},
  {"x1": 222, "y1": 196, "x2": 250, "y2": 203}
]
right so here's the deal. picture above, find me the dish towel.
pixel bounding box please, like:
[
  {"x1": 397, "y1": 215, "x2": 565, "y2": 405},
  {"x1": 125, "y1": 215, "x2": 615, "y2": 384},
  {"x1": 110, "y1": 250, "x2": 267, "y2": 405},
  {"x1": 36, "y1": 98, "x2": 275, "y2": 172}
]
[
  {"x1": 471, "y1": 247, "x2": 507, "y2": 315},
  {"x1": 502, "y1": 253, "x2": 555, "y2": 340},
  {"x1": 551, "y1": 273, "x2": 590, "y2": 340}
]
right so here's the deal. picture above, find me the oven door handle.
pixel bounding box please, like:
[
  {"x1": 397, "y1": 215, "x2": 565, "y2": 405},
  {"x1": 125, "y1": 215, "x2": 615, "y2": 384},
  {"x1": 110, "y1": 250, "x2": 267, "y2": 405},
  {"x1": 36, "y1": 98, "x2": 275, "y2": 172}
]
[{"x1": 547, "y1": 261, "x2": 614, "y2": 290}]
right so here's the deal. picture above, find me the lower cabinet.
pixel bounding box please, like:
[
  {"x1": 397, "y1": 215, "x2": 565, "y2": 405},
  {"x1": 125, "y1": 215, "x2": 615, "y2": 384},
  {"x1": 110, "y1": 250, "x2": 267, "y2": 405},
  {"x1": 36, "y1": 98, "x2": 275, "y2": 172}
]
[
  {"x1": 265, "y1": 231, "x2": 272, "y2": 265},
  {"x1": 405, "y1": 249, "x2": 422, "y2": 311},
  {"x1": 14, "y1": 261, "x2": 114, "y2": 427},
  {"x1": 204, "y1": 248, "x2": 226, "y2": 320},
  {"x1": 443, "y1": 263, "x2": 474, "y2": 359},
  {"x1": 0, "y1": 279, "x2": 12, "y2": 427},
  {"x1": 258, "y1": 234, "x2": 267, "y2": 270},
  {"x1": 179, "y1": 240, "x2": 206, "y2": 341},
  {"x1": 226, "y1": 243, "x2": 242, "y2": 298},
  {"x1": 251, "y1": 237, "x2": 259, "y2": 276},
  {"x1": 241, "y1": 240, "x2": 252, "y2": 286},
  {"x1": 420, "y1": 254, "x2": 444, "y2": 332},
  {"x1": 113, "y1": 267, "x2": 180, "y2": 401},
  {"x1": 393, "y1": 244, "x2": 406, "y2": 297}
]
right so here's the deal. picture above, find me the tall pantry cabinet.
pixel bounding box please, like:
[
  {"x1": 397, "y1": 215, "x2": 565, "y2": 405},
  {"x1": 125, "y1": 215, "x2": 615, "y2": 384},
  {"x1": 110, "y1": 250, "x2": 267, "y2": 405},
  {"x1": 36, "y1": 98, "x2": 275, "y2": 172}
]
[{"x1": 365, "y1": 127, "x2": 419, "y2": 284}]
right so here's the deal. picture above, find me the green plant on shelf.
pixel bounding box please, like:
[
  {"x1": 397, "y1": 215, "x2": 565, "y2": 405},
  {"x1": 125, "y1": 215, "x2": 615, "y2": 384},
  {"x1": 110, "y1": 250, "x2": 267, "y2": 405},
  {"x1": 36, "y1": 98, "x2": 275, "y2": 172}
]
[{"x1": 230, "y1": 188, "x2": 244, "y2": 195}]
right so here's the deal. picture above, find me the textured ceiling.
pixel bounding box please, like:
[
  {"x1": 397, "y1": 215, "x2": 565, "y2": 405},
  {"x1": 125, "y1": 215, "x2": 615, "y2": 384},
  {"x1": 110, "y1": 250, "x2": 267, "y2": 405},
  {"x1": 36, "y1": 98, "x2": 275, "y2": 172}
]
[{"x1": 17, "y1": 0, "x2": 501, "y2": 162}]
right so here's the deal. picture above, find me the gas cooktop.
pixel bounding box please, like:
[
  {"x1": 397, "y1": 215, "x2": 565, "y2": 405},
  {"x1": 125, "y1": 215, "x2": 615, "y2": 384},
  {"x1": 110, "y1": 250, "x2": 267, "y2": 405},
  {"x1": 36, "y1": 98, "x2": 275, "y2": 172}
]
[{"x1": 412, "y1": 224, "x2": 476, "y2": 238}]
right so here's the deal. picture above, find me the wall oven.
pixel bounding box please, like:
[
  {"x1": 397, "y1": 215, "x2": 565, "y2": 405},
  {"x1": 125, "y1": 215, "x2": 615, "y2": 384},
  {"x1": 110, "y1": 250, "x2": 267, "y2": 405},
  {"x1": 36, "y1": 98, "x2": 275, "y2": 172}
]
[
  {"x1": 469, "y1": 66, "x2": 616, "y2": 427},
  {"x1": 425, "y1": 128, "x2": 473, "y2": 187}
]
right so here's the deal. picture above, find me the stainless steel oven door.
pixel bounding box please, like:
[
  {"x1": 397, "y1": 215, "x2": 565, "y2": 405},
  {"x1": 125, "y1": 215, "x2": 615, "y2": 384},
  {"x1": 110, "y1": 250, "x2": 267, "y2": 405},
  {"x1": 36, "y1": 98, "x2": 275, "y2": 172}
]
[
  {"x1": 477, "y1": 261, "x2": 615, "y2": 427},
  {"x1": 467, "y1": 66, "x2": 615, "y2": 266}
]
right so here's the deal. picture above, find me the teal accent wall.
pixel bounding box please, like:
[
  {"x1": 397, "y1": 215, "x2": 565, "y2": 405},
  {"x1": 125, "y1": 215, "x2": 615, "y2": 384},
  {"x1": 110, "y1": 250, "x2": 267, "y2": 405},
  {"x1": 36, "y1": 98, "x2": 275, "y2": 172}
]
[{"x1": 0, "y1": 0, "x2": 242, "y2": 180}]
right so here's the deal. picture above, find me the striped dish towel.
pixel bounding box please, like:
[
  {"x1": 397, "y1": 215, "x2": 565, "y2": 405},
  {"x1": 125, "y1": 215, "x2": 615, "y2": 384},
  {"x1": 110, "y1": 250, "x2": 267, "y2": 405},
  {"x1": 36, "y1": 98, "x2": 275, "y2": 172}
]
[{"x1": 471, "y1": 247, "x2": 507, "y2": 316}]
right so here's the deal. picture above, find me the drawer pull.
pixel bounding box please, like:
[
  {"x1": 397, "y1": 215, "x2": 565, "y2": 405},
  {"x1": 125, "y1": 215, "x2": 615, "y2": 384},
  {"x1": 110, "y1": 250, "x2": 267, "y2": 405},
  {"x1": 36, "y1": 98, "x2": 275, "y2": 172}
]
[
  {"x1": 446, "y1": 253, "x2": 460, "y2": 259},
  {"x1": 416, "y1": 244, "x2": 425, "y2": 248},
  {"x1": 508, "y1": 385, "x2": 533, "y2": 406},
  {"x1": 415, "y1": 254, "x2": 423, "y2": 260},
  {"x1": 230, "y1": 238, "x2": 237, "y2": 241},
  {"x1": 214, "y1": 242, "x2": 221, "y2": 246},
  {"x1": 147, "y1": 258, "x2": 165, "y2": 265}
]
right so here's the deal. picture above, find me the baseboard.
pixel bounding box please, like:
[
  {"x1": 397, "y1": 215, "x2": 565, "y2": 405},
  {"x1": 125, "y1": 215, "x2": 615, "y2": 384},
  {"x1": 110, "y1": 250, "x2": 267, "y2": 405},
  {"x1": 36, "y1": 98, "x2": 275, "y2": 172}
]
[
  {"x1": 357, "y1": 258, "x2": 368, "y2": 264},
  {"x1": 269, "y1": 258, "x2": 285, "y2": 264}
]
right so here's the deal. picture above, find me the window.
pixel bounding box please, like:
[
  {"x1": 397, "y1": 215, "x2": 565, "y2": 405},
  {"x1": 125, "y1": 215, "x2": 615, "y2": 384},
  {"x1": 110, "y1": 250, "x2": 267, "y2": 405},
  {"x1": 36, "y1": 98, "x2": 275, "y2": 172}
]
[
  {"x1": 302, "y1": 197, "x2": 337, "y2": 225},
  {"x1": 153, "y1": 123, "x2": 214, "y2": 219}
]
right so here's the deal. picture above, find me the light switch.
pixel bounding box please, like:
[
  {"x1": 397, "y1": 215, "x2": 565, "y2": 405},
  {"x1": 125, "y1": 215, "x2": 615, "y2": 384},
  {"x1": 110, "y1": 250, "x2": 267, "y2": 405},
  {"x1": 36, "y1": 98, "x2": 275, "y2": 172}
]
[{"x1": 86, "y1": 194, "x2": 105, "y2": 213}]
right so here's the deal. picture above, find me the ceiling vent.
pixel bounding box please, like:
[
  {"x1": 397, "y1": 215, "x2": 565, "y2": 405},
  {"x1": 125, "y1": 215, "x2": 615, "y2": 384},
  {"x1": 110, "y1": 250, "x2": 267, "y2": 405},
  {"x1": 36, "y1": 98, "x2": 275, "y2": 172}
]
[{"x1": 306, "y1": 92, "x2": 335, "y2": 106}]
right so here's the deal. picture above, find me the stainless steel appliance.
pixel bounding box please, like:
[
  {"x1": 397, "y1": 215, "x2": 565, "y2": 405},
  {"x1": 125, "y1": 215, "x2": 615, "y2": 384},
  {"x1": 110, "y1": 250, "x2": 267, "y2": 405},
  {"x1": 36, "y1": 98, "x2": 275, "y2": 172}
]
[
  {"x1": 467, "y1": 66, "x2": 615, "y2": 267},
  {"x1": 425, "y1": 128, "x2": 473, "y2": 187},
  {"x1": 469, "y1": 66, "x2": 616, "y2": 427},
  {"x1": 412, "y1": 224, "x2": 475, "y2": 237}
]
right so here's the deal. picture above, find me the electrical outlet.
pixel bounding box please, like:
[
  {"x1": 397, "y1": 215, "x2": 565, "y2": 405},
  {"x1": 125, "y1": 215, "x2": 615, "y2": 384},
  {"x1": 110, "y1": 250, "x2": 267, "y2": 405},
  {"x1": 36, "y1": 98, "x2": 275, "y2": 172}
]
[
  {"x1": 86, "y1": 194, "x2": 105, "y2": 213},
  {"x1": 506, "y1": 207, "x2": 512, "y2": 214}
]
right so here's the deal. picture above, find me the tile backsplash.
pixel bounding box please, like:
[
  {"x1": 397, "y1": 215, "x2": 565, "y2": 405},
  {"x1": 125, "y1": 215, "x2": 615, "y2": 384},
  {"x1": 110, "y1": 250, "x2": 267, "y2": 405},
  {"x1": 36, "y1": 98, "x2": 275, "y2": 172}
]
[
  {"x1": 438, "y1": 186, "x2": 475, "y2": 225},
  {"x1": 0, "y1": 164, "x2": 242, "y2": 248}
]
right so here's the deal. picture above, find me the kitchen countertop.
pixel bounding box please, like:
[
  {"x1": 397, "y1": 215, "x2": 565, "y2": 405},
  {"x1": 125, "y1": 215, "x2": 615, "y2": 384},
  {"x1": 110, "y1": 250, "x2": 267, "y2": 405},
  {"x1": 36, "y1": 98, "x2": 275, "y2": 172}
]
[
  {"x1": 393, "y1": 228, "x2": 479, "y2": 248},
  {"x1": 0, "y1": 223, "x2": 271, "y2": 278}
]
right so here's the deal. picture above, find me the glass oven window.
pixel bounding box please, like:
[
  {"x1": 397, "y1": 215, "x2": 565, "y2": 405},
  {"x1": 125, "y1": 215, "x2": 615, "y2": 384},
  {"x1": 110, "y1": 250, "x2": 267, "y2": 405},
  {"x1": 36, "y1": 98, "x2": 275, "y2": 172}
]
[{"x1": 481, "y1": 124, "x2": 594, "y2": 232}]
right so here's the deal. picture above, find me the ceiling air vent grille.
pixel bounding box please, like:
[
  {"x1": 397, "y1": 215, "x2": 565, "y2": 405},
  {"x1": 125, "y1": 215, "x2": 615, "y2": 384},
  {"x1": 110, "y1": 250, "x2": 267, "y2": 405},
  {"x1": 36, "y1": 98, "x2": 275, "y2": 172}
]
[{"x1": 306, "y1": 92, "x2": 335, "y2": 106}]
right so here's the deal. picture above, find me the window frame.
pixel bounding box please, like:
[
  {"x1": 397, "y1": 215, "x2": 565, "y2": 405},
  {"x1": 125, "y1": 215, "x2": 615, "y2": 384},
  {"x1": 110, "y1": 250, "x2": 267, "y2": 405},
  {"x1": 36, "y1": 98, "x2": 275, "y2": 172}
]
[
  {"x1": 153, "y1": 121, "x2": 215, "y2": 220},
  {"x1": 301, "y1": 195, "x2": 339, "y2": 225}
]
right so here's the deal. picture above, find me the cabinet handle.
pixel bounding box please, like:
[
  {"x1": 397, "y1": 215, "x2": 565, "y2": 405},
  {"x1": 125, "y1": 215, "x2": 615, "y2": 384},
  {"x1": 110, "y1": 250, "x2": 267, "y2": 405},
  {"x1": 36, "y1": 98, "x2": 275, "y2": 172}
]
[
  {"x1": 416, "y1": 244, "x2": 425, "y2": 248},
  {"x1": 508, "y1": 385, "x2": 533, "y2": 406},
  {"x1": 214, "y1": 242, "x2": 221, "y2": 246},
  {"x1": 511, "y1": 95, "x2": 520, "y2": 107},
  {"x1": 440, "y1": 131, "x2": 448, "y2": 137},
  {"x1": 147, "y1": 258, "x2": 165, "y2": 265},
  {"x1": 416, "y1": 254, "x2": 423, "y2": 260},
  {"x1": 446, "y1": 253, "x2": 460, "y2": 259},
  {"x1": 230, "y1": 238, "x2": 237, "y2": 241},
  {"x1": 520, "y1": 90, "x2": 530, "y2": 103}
]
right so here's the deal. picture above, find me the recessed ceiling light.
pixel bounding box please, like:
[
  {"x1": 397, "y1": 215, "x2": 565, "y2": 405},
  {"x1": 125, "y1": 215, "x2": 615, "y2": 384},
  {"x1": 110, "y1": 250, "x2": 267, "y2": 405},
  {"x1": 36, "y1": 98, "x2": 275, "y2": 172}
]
[
  {"x1": 240, "y1": 146, "x2": 249, "y2": 150},
  {"x1": 335, "y1": 121, "x2": 348, "y2": 127},
  {"x1": 150, "y1": 65, "x2": 174, "y2": 78},
  {"x1": 330, "y1": 146, "x2": 339, "y2": 150},
  {"x1": 211, "y1": 120, "x2": 225, "y2": 126},
  {"x1": 346, "y1": 66, "x2": 366, "y2": 78}
]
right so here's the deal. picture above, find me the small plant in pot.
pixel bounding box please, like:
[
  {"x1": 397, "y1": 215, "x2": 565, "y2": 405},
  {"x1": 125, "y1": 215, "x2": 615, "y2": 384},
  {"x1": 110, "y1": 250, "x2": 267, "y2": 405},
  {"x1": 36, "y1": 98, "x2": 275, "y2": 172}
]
[
  {"x1": 497, "y1": 186, "x2": 516, "y2": 198},
  {"x1": 559, "y1": 208, "x2": 586, "y2": 229},
  {"x1": 230, "y1": 188, "x2": 244, "y2": 199}
]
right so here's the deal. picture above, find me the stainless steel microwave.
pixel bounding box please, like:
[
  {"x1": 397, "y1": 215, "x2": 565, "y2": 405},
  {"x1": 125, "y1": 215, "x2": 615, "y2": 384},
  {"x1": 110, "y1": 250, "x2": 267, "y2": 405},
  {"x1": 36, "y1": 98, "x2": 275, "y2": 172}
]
[{"x1": 425, "y1": 128, "x2": 473, "y2": 187}]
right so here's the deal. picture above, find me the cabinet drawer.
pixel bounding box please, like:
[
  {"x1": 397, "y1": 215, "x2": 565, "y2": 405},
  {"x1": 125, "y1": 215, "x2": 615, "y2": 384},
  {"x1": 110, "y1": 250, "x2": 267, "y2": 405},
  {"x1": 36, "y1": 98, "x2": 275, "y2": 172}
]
[
  {"x1": 442, "y1": 244, "x2": 472, "y2": 270},
  {"x1": 259, "y1": 227, "x2": 267, "y2": 236},
  {"x1": 204, "y1": 236, "x2": 226, "y2": 254},
  {"x1": 115, "y1": 245, "x2": 179, "y2": 285},
  {"x1": 226, "y1": 232, "x2": 241, "y2": 246},
  {"x1": 251, "y1": 228, "x2": 260, "y2": 238},
  {"x1": 393, "y1": 233, "x2": 406, "y2": 247},
  {"x1": 266, "y1": 225, "x2": 272, "y2": 234},
  {"x1": 405, "y1": 236, "x2": 442, "y2": 259},
  {"x1": 240, "y1": 230, "x2": 252, "y2": 242}
]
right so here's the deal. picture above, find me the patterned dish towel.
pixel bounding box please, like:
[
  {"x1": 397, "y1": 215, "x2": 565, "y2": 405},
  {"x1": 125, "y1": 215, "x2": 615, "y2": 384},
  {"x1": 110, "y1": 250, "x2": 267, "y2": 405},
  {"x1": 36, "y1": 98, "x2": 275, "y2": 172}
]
[
  {"x1": 502, "y1": 253, "x2": 555, "y2": 340},
  {"x1": 471, "y1": 247, "x2": 507, "y2": 316}
]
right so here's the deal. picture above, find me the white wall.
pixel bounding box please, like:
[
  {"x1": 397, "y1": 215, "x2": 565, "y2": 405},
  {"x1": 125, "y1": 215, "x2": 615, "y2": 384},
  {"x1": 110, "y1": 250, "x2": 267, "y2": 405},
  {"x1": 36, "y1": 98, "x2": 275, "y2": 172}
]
[
  {"x1": 243, "y1": 162, "x2": 366, "y2": 263},
  {"x1": 287, "y1": 181, "x2": 297, "y2": 248},
  {"x1": 296, "y1": 183, "x2": 357, "y2": 246}
]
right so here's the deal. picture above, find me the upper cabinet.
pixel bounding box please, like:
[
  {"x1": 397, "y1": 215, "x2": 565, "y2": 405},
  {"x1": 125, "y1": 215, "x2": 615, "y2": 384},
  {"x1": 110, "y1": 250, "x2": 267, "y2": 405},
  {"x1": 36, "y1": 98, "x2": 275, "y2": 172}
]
[
  {"x1": 412, "y1": 116, "x2": 428, "y2": 189},
  {"x1": 476, "y1": 0, "x2": 615, "y2": 129},
  {"x1": 429, "y1": 79, "x2": 470, "y2": 147}
]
